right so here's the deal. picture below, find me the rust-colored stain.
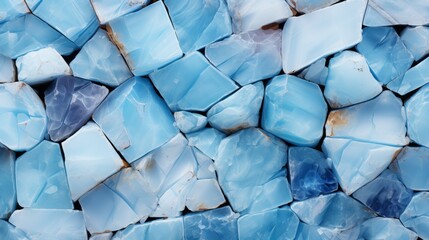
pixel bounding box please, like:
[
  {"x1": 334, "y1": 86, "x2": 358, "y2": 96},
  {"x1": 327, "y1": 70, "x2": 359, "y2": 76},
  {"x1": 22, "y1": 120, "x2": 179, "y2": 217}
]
[
  {"x1": 262, "y1": 22, "x2": 280, "y2": 30},
  {"x1": 391, "y1": 148, "x2": 403, "y2": 164},
  {"x1": 197, "y1": 204, "x2": 209, "y2": 211},
  {"x1": 326, "y1": 111, "x2": 348, "y2": 136},
  {"x1": 224, "y1": 123, "x2": 251, "y2": 134},
  {"x1": 121, "y1": 159, "x2": 130, "y2": 168},
  {"x1": 106, "y1": 25, "x2": 134, "y2": 71}
]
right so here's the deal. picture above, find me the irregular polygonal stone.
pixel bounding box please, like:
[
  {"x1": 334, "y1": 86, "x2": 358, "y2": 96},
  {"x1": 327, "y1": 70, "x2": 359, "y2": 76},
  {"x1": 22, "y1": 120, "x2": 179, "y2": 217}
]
[
  {"x1": 262, "y1": 75, "x2": 327, "y2": 147},
  {"x1": 400, "y1": 192, "x2": 429, "y2": 239},
  {"x1": 0, "y1": 55, "x2": 15, "y2": 83},
  {"x1": 187, "y1": 127, "x2": 226, "y2": 159},
  {"x1": 91, "y1": 0, "x2": 150, "y2": 24},
  {"x1": 174, "y1": 111, "x2": 207, "y2": 134},
  {"x1": 286, "y1": 0, "x2": 340, "y2": 13},
  {"x1": 113, "y1": 218, "x2": 184, "y2": 240},
  {"x1": 0, "y1": 146, "x2": 15, "y2": 219},
  {"x1": 352, "y1": 217, "x2": 418, "y2": 240},
  {"x1": 405, "y1": 84, "x2": 429, "y2": 147},
  {"x1": 90, "y1": 232, "x2": 112, "y2": 240},
  {"x1": 297, "y1": 57, "x2": 328, "y2": 86},
  {"x1": 294, "y1": 223, "x2": 346, "y2": 240},
  {"x1": 193, "y1": 148, "x2": 216, "y2": 180},
  {"x1": 387, "y1": 56, "x2": 429, "y2": 96},
  {"x1": 282, "y1": 0, "x2": 367, "y2": 73},
  {"x1": 364, "y1": 0, "x2": 429, "y2": 26},
  {"x1": 0, "y1": 0, "x2": 29, "y2": 23},
  {"x1": 401, "y1": 26, "x2": 429, "y2": 62},
  {"x1": 0, "y1": 219, "x2": 28, "y2": 240},
  {"x1": 186, "y1": 179, "x2": 225, "y2": 212},
  {"x1": 93, "y1": 77, "x2": 179, "y2": 163}
]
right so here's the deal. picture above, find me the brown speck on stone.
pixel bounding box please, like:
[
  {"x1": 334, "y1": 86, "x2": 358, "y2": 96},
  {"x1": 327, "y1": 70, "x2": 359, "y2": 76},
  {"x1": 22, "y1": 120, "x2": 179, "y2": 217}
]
[
  {"x1": 121, "y1": 159, "x2": 130, "y2": 168},
  {"x1": 262, "y1": 22, "x2": 280, "y2": 30},
  {"x1": 106, "y1": 25, "x2": 135, "y2": 71},
  {"x1": 197, "y1": 204, "x2": 209, "y2": 211},
  {"x1": 326, "y1": 111, "x2": 348, "y2": 136},
  {"x1": 391, "y1": 148, "x2": 403, "y2": 164}
]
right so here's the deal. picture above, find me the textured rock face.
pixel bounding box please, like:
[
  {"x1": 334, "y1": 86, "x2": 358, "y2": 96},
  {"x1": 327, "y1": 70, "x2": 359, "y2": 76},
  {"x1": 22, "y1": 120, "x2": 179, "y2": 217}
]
[
  {"x1": 401, "y1": 26, "x2": 429, "y2": 61},
  {"x1": 287, "y1": 0, "x2": 341, "y2": 13},
  {"x1": 112, "y1": 218, "x2": 184, "y2": 240},
  {"x1": 91, "y1": 0, "x2": 150, "y2": 24},
  {"x1": 350, "y1": 217, "x2": 418, "y2": 240},
  {"x1": 174, "y1": 111, "x2": 207, "y2": 134},
  {"x1": 405, "y1": 84, "x2": 429, "y2": 148},
  {"x1": 390, "y1": 147, "x2": 429, "y2": 190},
  {"x1": 401, "y1": 192, "x2": 429, "y2": 239},
  {"x1": 364, "y1": 0, "x2": 429, "y2": 26},
  {"x1": 0, "y1": 146, "x2": 16, "y2": 219},
  {"x1": 388, "y1": 56, "x2": 429, "y2": 96},
  {"x1": 0, "y1": 55, "x2": 15, "y2": 83},
  {"x1": 0, "y1": 0, "x2": 29, "y2": 24},
  {"x1": 0, "y1": 219, "x2": 29, "y2": 240}
]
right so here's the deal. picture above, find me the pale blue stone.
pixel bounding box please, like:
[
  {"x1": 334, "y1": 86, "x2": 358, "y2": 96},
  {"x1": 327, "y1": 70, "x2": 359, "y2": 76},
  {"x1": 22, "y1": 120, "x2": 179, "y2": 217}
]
[
  {"x1": 93, "y1": 77, "x2": 179, "y2": 163},
  {"x1": 401, "y1": 26, "x2": 429, "y2": 62},
  {"x1": 45, "y1": 76, "x2": 109, "y2": 142},
  {"x1": 238, "y1": 206, "x2": 300, "y2": 240},
  {"x1": 215, "y1": 128, "x2": 292, "y2": 213},
  {"x1": 405, "y1": 84, "x2": 429, "y2": 147},
  {"x1": 282, "y1": 0, "x2": 366, "y2": 73},
  {"x1": 188, "y1": 128, "x2": 225, "y2": 163},
  {"x1": 174, "y1": 111, "x2": 207, "y2": 134},
  {"x1": 0, "y1": 220, "x2": 28, "y2": 240},
  {"x1": 0, "y1": 0, "x2": 29, "y2": 23},
  {"x1": 15, "y1": 140, "x2": 72, "y2": 209},
  {"x1": 356, "y1": 27, "x2": 414, "y2": 85},
  {"x1": 324, "y1": 51, "x2": 382, "y2": 108},
  {"x1": 295, "y1": 223, "x2": 344, "y2": 240},
  {"x1": 387, "y1": 56, "x2": 429, "y2": 95},
  {"x1": 165, "y1": 0, "x2": 232, "y2": 53},
  {"x1": 352, "y1": 217, "x2": 418, "y2": 240},
  {"x1": 262, "y1": 74, "x2": 327, "y2": 147},
  {"x1": 70, "y1": 29, "x2": 133, "y2": 87},
  {"x1": 113, "y1": 218, "x2": 184, "y2": 240},
  {"x1": 184, "y1": 206, "x2": 238, "y2": 240},
  {"x1": 0, "y1": 14, "x2": 77, "y2": 59},
  {"x1": 0, "y1": 146, "x2": 15, "y2": 219},
  {"x1": 193, "y1": 148, "x2": 216, "y2": 180},
  {"x1": 90, "y1": 232, "x2": 112, "y2": 240},
  {"x1": 298, "y1": 57, "x2": 328, "y2": 86},
  {"x1": 0, "y1": 82, "x2": 47, "y2": 151},
  {"x1": 107, "y1": 1, "x2": 182, "y2": 76},
  {"x1": 286, "y1": 0, "x2": 340, "y2": 13},
  {"x1": 91, "y1": 0, "x2": 150, "y2": 24},
  {"x1": 364, "y1": 0, "x2": 429, "y2": 26},
  {"x1": 400, "y1": 192, "x2": 429, "y2": 239},
  {"x1": 62, "y1": 122, "x2": 125, "y2": 201},
  {"x1": 0, "y1": 55, "x2": 15, "y2": 83},
  {"x1": 205, "y1": 29, "x2": 281, "y2": 86},
  {"x1": 185, "y1": 179, "x2": 225, "y2": 212},
  {"x1": 207, "y1": 82, "x2": 264, "y2": 134},
  {"x1": 9, "y1": 209, "x2": 87, "y2": 240},
  {"x1": 150, "y1": 52, "x2": 238, "y2": 111}
]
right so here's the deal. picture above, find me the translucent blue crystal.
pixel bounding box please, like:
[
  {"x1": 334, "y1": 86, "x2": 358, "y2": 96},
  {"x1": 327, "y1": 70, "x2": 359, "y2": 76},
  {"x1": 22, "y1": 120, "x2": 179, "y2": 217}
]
[
  {"x1": 364, "y1": 0, "x2": 429, "y2": 26},
  {"x1": 352, "y1": 217, "x2": 418, "y2": 240},
  {"x1": 15, "y1": 141, "x2": 72, "y2": 209},
  {"x1": 401, "y1": 26, "x2": 429, "y2": 62},
  {"x1": 91, "y1": 0, "x2": 150, "y2": 24},
  {"x1": 70, "y1": 29, "x2": 133, "y2": 87},
  {"x1": 0, "y1": 0, "x2": 29, "y2": 23},
  {"x1": 0, "y1": 55, "x2": 15, "y2": 83},
  {"x1": 390, "y1": 147, "x2": 429, "y2": 190},
  {"x1": 387, "y1": 56, "x2": 429, "y2": 95},
  {"x1": 93, "y1": 77, "x2": 179, "y2": 163},
  {"x1": 185, "y1": 179, "x2": 225, "y2": 212},
  {"x1": 297, "y1": 57, "x2": 328, "y2": 86},
  {"x1": 0, "y1": 146, "x2": 15, "y2": 219},
  {"x1": 106, "y1": 1, "x2": 182, "y2": 76},
  {"x1": 400, "y1": 192, "x2": 429, "y2": 239},
  {"x1": 405, "y1": 84, "x2": 429, "y2": 147},
  {"x1": 113, "y1": 218, "x2": 184, "y2": 240},
  {"x1": 262, "y1": 75, "x2": 327, "y2": 147},
  {"x1": 45, "y1": 76, "x2": 109, "y2": 142},
  {"x1": 286, "y1": 0, "x2": 340, "y2": 13},
  {"x1": 174, "y1": 111, "x2": 207, "y2": 134},
  {"x1": 90, "y1": 232, "x2": 112, "y2": 240}
]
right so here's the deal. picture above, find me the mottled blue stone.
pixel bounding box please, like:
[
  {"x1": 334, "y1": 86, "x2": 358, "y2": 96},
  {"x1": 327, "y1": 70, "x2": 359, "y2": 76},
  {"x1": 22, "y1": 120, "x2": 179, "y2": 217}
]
[
  {"x1": 0, "y1": 0, "x2": 29, "y2": 23},
  {"x1": 70, "y1": 29, "x2": 133, "y2": 87},
  {"x1": 185, "y1": 179, "x2": 225, "y2": 212},
  {"x1": 353, "y1": 169, "x2": 412, "y2": 218},
  {"x1": 93, "y1": 77, "x2": 179, "y2": 163},
  {"x1": 294, "y1": 223, "x2": 344, "y2": 240},
  {"x1": 91, "y1": 0, "x2": 150, "y2": 24},
  {"x1": 286, "y1": 0, "x2": 340, "y2": 13},
  {"x1": 174, "y1": 111, "x2": 207, "y2": 134},
  {"x1": 0, "y1": 54, "x2": 15, "y2": 83},
  {"x1": 297, "y1": 57, "x2": 328, "y2": 86},
  {"x1": 45, "y1": 76, "x2": 108, "y2": 142},
  {"x1": 215, "y1": 128, "x2": 292, "y2": 213},
  {"x1": 193, "y1": 148, "x2": 216, "y2": 180},
  {"x1": 262, "y1": 74, "x2": 327, "y2": 147},
  {"x1": 89, "y1": 232, "x2": 112, "y2": 240},
  {"x1": 364, "y1": 0, "x2": 429, "y2": 26},
  {"x1": 0, "y1": 219, "x2": 28, "y2": 240},
  {"x1": 390, "y1": 147, "x2": 429, "y2": 190},
  {"x1": 388, "y1": 56, "x2": 429, "y2": 96},
  {"x1": 107, "y1": 1, "x2": 182, "y2": 76},
  {"x1": 288, "y1": 147, "x2": 338, "y2": 201},
  {"x1": 351, "y1": 217, "x2": 418, "y2": 240},
  {"x1": 356, "y1": 27, "x2": 414, "y2": 85},
  {"x1": 15, "y1": 141, "x2": 72, "y2": 209},
  {"x1": 0, "y1": 146, "x2": 15, "y2": 219},
  {"x1": 405, "y1": 84, "x2": 429, "y2": 147},
  {"x1": 401, "y1": 26, "x2": 429, "y2": 62},
  {"x1": 113, "y1": 218, "x2": 184, "y2": 240},
  {"x1": 150, "y1": 52, "x2": 238, "y2": 112},
  {"x1": 400, "y1": 192, "x2": 429, "y2": 239}
]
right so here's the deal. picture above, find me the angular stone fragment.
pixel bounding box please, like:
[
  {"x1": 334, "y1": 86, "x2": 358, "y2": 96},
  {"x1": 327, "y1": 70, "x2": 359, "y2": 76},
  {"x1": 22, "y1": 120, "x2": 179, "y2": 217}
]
[
  {"x1": 15, "y1": 141, "x2": 72, "y2": 209},
  {"x1": 93, "y1": 77, "x2": 178, "y2": 163},
  {"x1": 405, "y1": 84, "x2": 429, "y2": 148},
  {"x1": 107, "y1": 1, "x2": 182, "y2": 76},
  {"x1": 0, "y1": 219, "x2": 28, "y2": 240},
  {"x1": 400, "y1": 192, "x2": 429, "y2": 239},
  {"x1": 364, "y1": 0, "x2": 429, "y2": 26},
  {"x1": 294, "y1": 222, "x2": 351, "y2": 240},
  {"x1": 174, "y1": 111, "x2": 207, "y2": 134},
  {"x1": 186, "y1": 179, "x2": 225, "y2": 212},
  {"x1": 352, "y1": 217, "x2": 418, "y2": 240},
  {"x1": 0, "y1": 0, "x2": 29, "y2": 23},
  {"x1": 401, "y1": 26, "x2": 429, "y2": 62},
  {"x1": 187, "y1": 127, "x2": 226, "y2": 159},
  {"x1": 0, "y1": 146, "x2": 15, "y2": 219},
  {"x1": 286, "y1": 0, "x2": 340, "y2": 13},
  {"x1": 387, "y1": 56, "x2": 429, "y2": 96},
  {"x1": 0, "y1": 55, "x2": 15, "y2": 83},
  {"x1": 91, "y1": 0, "x2": 150, "y2": 24},
  {"x1": 193, "y1": 148, "x2": 216, "y2": 180},
  {"x1": 0, "y1": 82, "x2": 47, "y2": 151},
  {"x1": 297, "y1": 58, "x2": 328, "y2": 86},
  {"x1": 205, "y1": 29, "x2": 281, "y2": 86},
  {"x1": 45, "y1": 76, "x2": 108, "y2": 142},
  {"x1": 70, "y1": 29, "x2": 133, "y2": 87},
  {"x1": 90, "y1": 232, "x2": 112, "y2": 240},
  {"x1": 113, "y1": 218, "x2": 184, "y2": 240},
  {"x1": 262, "y1": 75, "x2": 327, "y2": 147},
  {"x1": 282, "y1": 0, "x2": 367, "y2": 73}
]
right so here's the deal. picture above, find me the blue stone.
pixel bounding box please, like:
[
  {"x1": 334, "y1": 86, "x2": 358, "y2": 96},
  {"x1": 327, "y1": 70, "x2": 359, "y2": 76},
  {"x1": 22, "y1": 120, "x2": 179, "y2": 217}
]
[
  {"x1": 207, "y1": 82, "x2": 264, "y2": 134},
  {"x1": 364, "y1": 0, "x2": 429, "y2": 26},
  {"x1": 297, "y1": 57, "x2": 328, "y2": 86},
  {"x1": 286, "y1": 0, "x2": 340, "y2": 13},
  {"x1": 0, "y1": 146, "x2": 16, "y2": 219},
  {"x1": 356, "y1": 27, "x2": 414, "y2": 85},
  {"x1": 113, "y1": 218, "x2": 184, "y2": 240},
  {"x1": 0, "y1": 82, "x2": 47, "y2": 151},
  {"x1": 185, "y1": 179, "x2": 225, "y2": 212},
  {"x1": 174, "y1": 111, "x2": 207, "y2": 134},
  {"x1": 288, "y1": 147, "x2": 338, "y2": 201},
  {"x1": 15, "y1": 141, "x2": 72, "y2": 209},
  {"x1": 215, "y1": 128, "x2": 292, "y2": 213},
  {"x1": 262, "y1": 74, "x2": 327, "y2": 147},
  {"x1": 401, "y1": 26, "x2": 429, "y2": 62},
  {"x1": 193, "y1": 148, "x2": 216, "y2": 180},
  {"x1": 294, "y1": 223, "x2": 343, "y2": 240},
  {"x1": 150, "y1": 52, "x2": 238, "y2": 112},
  {"x1": 0, "y1": 219, "x2": 28, "y2": 240},
  {"x1": 91, "y1": 0, "x2": 150, "y2": 24},
  {"x1": 353, "y1": 169, "x2": 413, "y2": 218},
  {"x1": 351, "y1": 217, "x2": 418, "y2": 240},
  {"x1": 405, "y1": 84, "x2": 429, "y2": 147},
  {"x1": 0, "y1": 0, "x2": 29, "y2": 23},
  {"x1": 0, "y1": 54, "x2": 15, "y2": 83},
  {"x1": 70, "y1": 29, "x2": 133, "y2": 87},
  {"x1": 93, "y1": 77, "x2": 179, "y2": 163},
  {"x1": 106, "y1": 1, "x2": 182, "y2": 76},
  {"x1": 90, "y1": 233, "x2": 112, "y2": 240},
  {"x1": 45, "y1": 76, "x2": 109, "y2": 142},
  {"x1": 388, "y1": 56, "x2": 429, "y2": 95},
  {"x1": 400, "y1": 192, "x2": 429, "y2": 239}
]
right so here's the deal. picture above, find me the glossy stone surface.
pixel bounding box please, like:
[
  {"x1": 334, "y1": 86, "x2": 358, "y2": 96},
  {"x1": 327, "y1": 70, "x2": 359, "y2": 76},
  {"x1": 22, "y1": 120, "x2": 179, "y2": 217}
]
[
  {"x1": 107, "y1": 1, "x2": 182, "y2": 76},
  {"x1": 387, "y1": 56, "x2": 429, "y2": 96},
  {"x1": 0, "y1": 82, "x2": 47, "y2": 151},
  {"x1": 294, "y1": 222, "x2": 349, "y2": 240},
  {"x1": 405, "y1": 84, "x2": 429, "y2": 147},
  {"x1": 391, "y1": 147, "x2": 429, "y2": 191},
  {"x1": 0, "y1": 219, "x2": 28, "y2": 240},
  {"x1": 262, "y1": 75, "x2": 327, "y2": 147},
  {"x1": 70, "y1": 29, "x2": 133, "y2": 87},
  {"x1": 0, "y1": 55, "x2": 15, "y2": 83},
  {"x1": 174, "y1": 111, "x2": 207, "y2": 134},
  {"x1": 400, "y1": 192, "x2": 429, "y2": 239},
  {"x1": 205, "y1": 29, "x2": 282, "y2": 86},
  {"x1": 286, "y1": 0, "x2": 340, "y2": 13},
  {"x1": 193, "y1": 148, "x2": 216, "y2": 180},
  {"x1": 9, "y1": 209, "x2": 87, "y2": 240},
  {"x1": 45, "y1": 76, "x2": 109, "y2": 142},
  {"x1": 364, "y1": 0, "x2": 429, "y2": 26},
  {"x1": 93, "y1": 77, "x2": 178, "y2": 163},
  {"x1": 91, "y1": 0, "x2": 150, "y2": 24},
  {"x1": 215, "y1": 128, "x2": 292, "y2": 213},
  {"x1": 282, "y1": 0, "x2": 366, "y2": 73},
  {"x1": 0, "y1": 0, "x2": 28, "y2": 23},
  {"x1": 113, "y1": 218, "x2": 184, "y2": 240},
  {"x1": 186, "y1": 179, "x2": 225, "y2": 212},
  {"x1": 62, "y1": 122, "x2": 125, "y2": 201},
  {"x1": 297, "y1": 57, "x2": 328, "y2": 86},
  {"x1": 401, "y1": 26, "x2": 429, "y2": 62},
  {"x1": 0, "y1": 146, "x2": 15, "y2": 219},
  {"x1": 352, "y1": 217, "x2": 418, "y2": 240},
  {"x1": 324, "y1": 51, "x2": 382, "y2": 108},
  {"x1": 15, "y1": 141, "x2": 72, "y2": 209}
]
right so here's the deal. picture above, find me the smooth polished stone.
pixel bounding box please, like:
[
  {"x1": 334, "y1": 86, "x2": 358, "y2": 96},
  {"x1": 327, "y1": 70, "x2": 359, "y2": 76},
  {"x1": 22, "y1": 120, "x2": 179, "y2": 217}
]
[
  {"x1": 356, "y1": 27, "x2": 414, "y2": 85},
  {"x1": 15, "y1": 141, "x2": 72, "y2": 209},
  {"x1": 353, "y1": 169, "x2": 413, "y2": 218},
  {"x1": 184, "y1": 206, "x2": 239, "y2": 240},
  {"x1": 288, "y1": 147, "x2": 338, "y2": 201},
  {"x1": 205, "y1": 29, "x2": 281, "y2": 86},
  {"x1": 150, "y1": 52, "x2": 238, "y2": 112},
  {"x1": 225, "y1": 0, "x2": 292, "y2": 33},
  {"x1": 400, "y1": 192, "x2": 429, "y2": 239},
  {"x1": 298, "y1": 57, "x2": 328, "y2": 86},
  {"x1": 286, "y1": 0, "x2": 340, "y2": 13},
  {"x1": 354, "y1": 218, "x2": 417, "y2": 240},
  {"x1": 0, "y1": 219, "x2": 28, "y2": 240},
  {"x1": 294, "y1": 223, "x2": 347, "y2": 240},
  {"x1": 238, "y1": 206, "x2": 299, "y2": 240},
  {"x1": 215, "y1": 128, "x2": 292, "y2": 213},
  {"x1": 90, "y1": 233, "x2": 112, "y2": 240},
  {"x1": 174, "y1": 111, "x2": 207, "y2": 134},
  {"x1": 0, "y1": 55, "x2": 15, "y2": 83},
  {"x1": 91, "y1": 0, "x2": 150, "y2": 24},
  {"x1": 387, "y1": 56, "x2": 429, "y2": 96},
  {"x1": 324, "y1": 51, "x2": 382, "y2": 108},
  {"x1": 45, "y1": 76, "x2": 109, "y2": 142},
  {"x1": 262, "y1": 75, "x2": 327, "y2": 147},
  {"x1": 391, "y1": 147, "x2": 429, "y2": 191},
  {"x1": 0, "y1": 14, "x2": 77, "y2": 59},
  {"x1": 70, "y1": 29, "x2": 132, "y2": 87},
  {"x1": 282, "y1": 0, "x2": 366, "y2": 73},
  {"x1": 322, "y1": 137, "x2": 402, "y2": 195},
  {"x1": 405, "y1": 84, "x2": 429, "y2": 147},
  {"x1": 107, "y1": 1, "x2": 182, "y2": 76},
  {"x1": 113, "y1": 218, "x2": 184, "y2": 240},
  {"x1": 93, "y1": 77, "x2": 179, "y2": 163},
  {"x1": 9, "y1": 209, "x2": 87, "y2": 240},
  {"x1": 62, "y1": 122, "x2": 125, "y2": 201},
  {"x1": 0, "y1": 0, "x2": 29, "y2": 23},
  {"x1": 0, "y1": 146, "x2": 15, "y2": 219},
  {"x1": 186, "y1": 179, "x2": 225, "y2": 212},
  {"x1": 193, "y1": 148, "x2": 216, "y2": 180},
  {"x1": 364, "y1": 0, "x2": 429, "y2": 26},
  {"x1": 0, "y1": 82, "x2": 47, "y2": 151},
  {"x1": 207, "y1": 82, "x2": 264, "y2": 134},
  {"x1": 401, "y1": 26, "x2": 429, "y2": 62}
]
